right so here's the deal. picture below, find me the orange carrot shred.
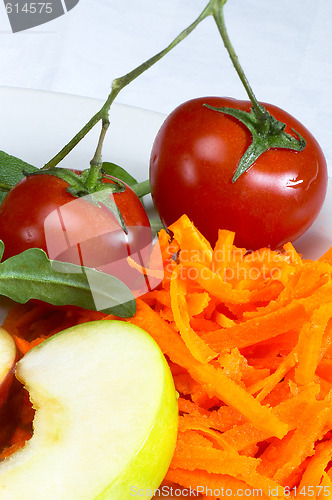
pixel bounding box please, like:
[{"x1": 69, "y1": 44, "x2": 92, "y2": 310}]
[
  {"x1": 202, "y1": 301, "x2": 308, "y2": 351},
  {"x1": 170, "y1": 269, "x2": 218, "y2": 364},
  {"x1": 295, "y1": 303, "x2": 332, "y2": 386},
  {"x1": 168, "y1": 214, "x2": 213, "y2": 266},
  {"x1": 126, "y1": 255, "x2": 164, "y2": 279},
  {"x1": 299, "y1": 440, "x2": 332, "y2": 490},
  {"x1": 12, "y1": 335, "x2": 32, "y2": 356}
]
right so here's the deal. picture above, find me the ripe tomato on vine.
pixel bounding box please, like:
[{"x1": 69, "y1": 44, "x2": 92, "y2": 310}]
[
  {"x1": 0, "y1": 172, "x2": 153, "y2": 293},
  {"x1": 150, "y1": 96, "x2": 327, "y2": 250}
]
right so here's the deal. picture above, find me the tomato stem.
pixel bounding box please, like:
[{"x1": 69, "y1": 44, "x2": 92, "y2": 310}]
[
  {"x1": 85, "y1": 118, "x2": 110, "y2": 191},
  {"x1": 41, "y1": 0, "x2": 299, "y2": 183},
  {"x1": 42, "y1": 2, "x2": 214, "y2": 171},
  {"x1": 131, "y1": 179, "x2": 151, "y2": 198},
  {"x1": 44, "y1": 0, "x2": 267, "y2": 171},
  {"x1": 90, "y1": 118, "x2": 110, "y2": 170},
  {"x1": 211, "y1": 0, "x2": 268, "y2": 123},
  {"x1": 206, "y1": 0, "x2": 305, "y2": 181}
]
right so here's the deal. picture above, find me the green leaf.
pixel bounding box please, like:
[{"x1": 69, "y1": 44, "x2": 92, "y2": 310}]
[
  {"x1": 0, "y1": 245, "x2": 136, "y2": 318},
  {"x1": 0, "y1": 151, "x2": 38, "y2": 192},
  {"x1": 102, "y1": 162, "x2": 138, "y2": 187}
]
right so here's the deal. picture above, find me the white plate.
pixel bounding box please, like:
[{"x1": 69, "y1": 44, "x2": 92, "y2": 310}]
[
  {"x1": 0, "y1": 87, "x2": 331, "y2": 500},
  {"x1": 0, "y1": 86, "x2": 165, "y2": 182}
]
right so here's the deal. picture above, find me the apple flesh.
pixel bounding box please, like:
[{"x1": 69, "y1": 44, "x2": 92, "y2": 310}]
[
  {"x1": 0, "y1": 327, "x2": 17, "y2": 410},
  {"x1": 0, "y1": 320, "x2": 178, "y2": 499}
]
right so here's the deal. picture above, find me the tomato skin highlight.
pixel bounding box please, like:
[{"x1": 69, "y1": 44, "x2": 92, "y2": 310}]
[
  {"x1": 150, "y1": 97, "x2": 328, "y2": 250},
  {"x1": 0, "y1": 174, "x2": 152, "y2": 291}
]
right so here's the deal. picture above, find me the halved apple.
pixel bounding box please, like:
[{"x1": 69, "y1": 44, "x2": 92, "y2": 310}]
[
  {"x1": 0, "y1": 327, "x2": 17, "y2": 410},
  {"x1": 0, "y1": 320, "x2": 178, "y2": 499}
]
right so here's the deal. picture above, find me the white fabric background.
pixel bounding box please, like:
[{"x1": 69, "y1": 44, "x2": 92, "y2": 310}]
[{"x1": 0, "y1": 0, "x2": 331, "y2": 174}]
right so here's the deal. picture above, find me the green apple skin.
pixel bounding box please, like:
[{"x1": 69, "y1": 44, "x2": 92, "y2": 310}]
[{"x1": 0, "y1": 320, "x2": 178, "y2": 500}]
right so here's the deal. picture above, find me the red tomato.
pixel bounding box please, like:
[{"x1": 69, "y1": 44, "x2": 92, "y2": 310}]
[
  {"x1": 0, "y1": 173, "x2": 152, "y2": 292},
  {"x1": 150, "y1": 97, "x2": 328, "y2": 250}
]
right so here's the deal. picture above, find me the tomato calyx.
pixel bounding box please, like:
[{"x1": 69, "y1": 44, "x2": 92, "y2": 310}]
[
  {"x1": 204, "y1": 104, "x2": 306, "y2": 183},
  {"x1": 23, "y1": 167, "x2": 128, "y2": 234}
]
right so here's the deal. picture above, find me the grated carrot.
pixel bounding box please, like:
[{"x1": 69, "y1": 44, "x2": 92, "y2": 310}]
[{"x1": 1, "y1": 213, "x2": 332, "y2": 500}]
